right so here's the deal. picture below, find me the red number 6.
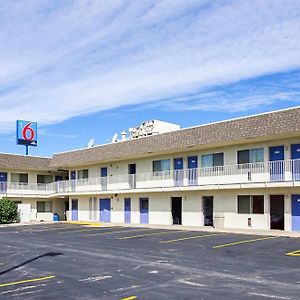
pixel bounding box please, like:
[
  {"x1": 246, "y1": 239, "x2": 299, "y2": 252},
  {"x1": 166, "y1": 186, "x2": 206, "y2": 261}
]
[{"x1": 22, "y1": 123, "x2": 35, "y2": 141}]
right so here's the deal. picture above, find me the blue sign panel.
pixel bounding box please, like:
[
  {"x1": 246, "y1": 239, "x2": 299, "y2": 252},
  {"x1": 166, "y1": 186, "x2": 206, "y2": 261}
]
[{"x1": 16, "y1": 120, "x2": 37, "y2": 146}]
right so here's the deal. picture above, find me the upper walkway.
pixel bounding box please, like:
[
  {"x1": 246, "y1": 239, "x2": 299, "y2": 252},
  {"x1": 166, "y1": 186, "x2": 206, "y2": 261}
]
[{"x1": 1, "y1": 159, "x2": 300, "y2": 198}]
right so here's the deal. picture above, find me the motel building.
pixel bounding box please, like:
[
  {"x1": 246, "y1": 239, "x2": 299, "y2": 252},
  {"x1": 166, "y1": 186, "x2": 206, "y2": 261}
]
[{"x1": 1, "y1": 107, "x2": 300, "y2": 233}]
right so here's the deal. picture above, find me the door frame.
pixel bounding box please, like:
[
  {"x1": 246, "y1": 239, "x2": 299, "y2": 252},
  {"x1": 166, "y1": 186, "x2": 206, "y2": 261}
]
[
  {"x1": 173, "y1": 158, "x2": 184, "y2": 186},
  {"x1": 100, "y1": 198, "x2": 111, "y2": 223},
  {"x1": 0, "y1": 172, "x2": 7, "y2": 193},
  {"x1": 203, "y1": 196, "x2": 214, "y2": 226},
  {"x1": 139, "y1": 198, "x2": 149, "y2": 224},
  {"x1": 269, "y1": 146, "x2": 285, "y2": 181},
  {"x1": 269, "y1": 194, "x2": 285, "y2": 230},
  {"x1": 171, "y1": 197, "x2": 182, "y2": 225},
  {"x1": 71, "y1": 199, "x2": 78, "y2": 221},
  {"x1": 128, "y1": 164, "x2": 136, "y2": 189},
  {"x1": 292, "y1": 194, "x2": 300, "y2": 231},
  {"x1": 124, "y1": 198, "x2": 131, "y2": 224}
]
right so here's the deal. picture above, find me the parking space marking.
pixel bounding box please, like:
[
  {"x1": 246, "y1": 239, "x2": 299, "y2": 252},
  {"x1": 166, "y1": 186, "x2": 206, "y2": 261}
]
[
  {"x1": 30, "y1": 227, "x2": 81, "y2": 232},
  {"x1": 57, "y1": 226, "x2": 121, "y2": 234},
  {"x1": 0, "y1": 276, "x2": 56, "y2": 288},
  {"x1": 212, "y1": 236, "x2": 278, "y2": 249},
  {"x1": 86, "y1": 228, "x2": 152, "y2": 237},
  {"x1": 118, "y1": 230, "x2": 181, "y2": 240},
  {"x1": 160, "y1": 233, "x2": 221, "y2": 244},
  {"x1": 121, "y1": 296, "x2": 137, "y2": 300},
  {"x1": 286, "y1": 250, "x2": 300, "y2": 257}
]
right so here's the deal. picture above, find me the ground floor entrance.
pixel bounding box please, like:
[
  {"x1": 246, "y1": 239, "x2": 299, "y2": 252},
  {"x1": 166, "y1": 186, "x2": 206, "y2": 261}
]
[
  {"x1": 203, "y1": 196, "x2": 213, "y2": 226},
  {"x1": 171, "y1": 197, "x2": 182, "y2": 225},
  {"x1": 100, "y1": 198, "x2": 111, "y2": 223},
  {"x1": 270, "y1": 195, "x2": 284, "y2": 230}
]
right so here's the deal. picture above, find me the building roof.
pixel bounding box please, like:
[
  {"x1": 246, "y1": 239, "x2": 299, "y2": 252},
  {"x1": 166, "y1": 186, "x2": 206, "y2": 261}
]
[
  {"x1": 50, "y1": 106, "x2": 300, "y2": 168},
  {"x1": 0, "y1": 153, "x2": 52, "y2": 171}
]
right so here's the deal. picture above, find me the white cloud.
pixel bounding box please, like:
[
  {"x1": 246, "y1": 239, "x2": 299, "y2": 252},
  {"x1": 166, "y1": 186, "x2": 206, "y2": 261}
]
[{"x1": 0, "y1": 0, "x2": 300, "y2": 132}]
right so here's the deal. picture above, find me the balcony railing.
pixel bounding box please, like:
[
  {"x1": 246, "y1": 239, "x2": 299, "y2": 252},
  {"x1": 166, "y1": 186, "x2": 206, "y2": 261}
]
[{"x1": 1, "y1": 159, "x2": 300, "y2": 196}]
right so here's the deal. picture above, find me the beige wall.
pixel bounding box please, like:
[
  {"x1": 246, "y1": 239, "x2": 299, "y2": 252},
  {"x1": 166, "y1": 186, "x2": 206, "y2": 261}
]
[
  {"x1": 70, "y1": 187, "x2": 300, "y2": 231},
  {"x1": 69, "y1": 137, "x2": 300, "y2": 179}
]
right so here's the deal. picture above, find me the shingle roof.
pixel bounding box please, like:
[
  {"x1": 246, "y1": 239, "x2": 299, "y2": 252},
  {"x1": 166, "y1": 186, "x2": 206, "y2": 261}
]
[
  {"x1": 0, "y1": 154, "x2": 51, "y2": 171},
  {"x1": 50, "y1": 106, "x2": 300, "y2": 168}
]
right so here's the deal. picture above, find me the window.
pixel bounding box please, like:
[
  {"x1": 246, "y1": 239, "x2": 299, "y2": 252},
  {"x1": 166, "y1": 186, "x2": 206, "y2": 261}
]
[
  {"x1": 237, "y1": 195, "x2": 264, "y2": 214},
  {"x1": 37, "y1": 175, "x2": 53, "y2": 184},
  {"x1": 202, "y1": 153, "x2": 224, "y2": 168},
  {"x1": 153, "y1": 159, "x2": 170, "y2": 173},
  {"x1": 37, "y1": 201, "x2": 52, "y2": 213},
  {"x1": 237, "y1": 148, "x2": 264, "y2": 165},
  {"x1": 11, "y1": 173, "x2": 28, "y2": 183},
  {"x1": 77, "y1": 169, "x2": 88, "y2": 179}
]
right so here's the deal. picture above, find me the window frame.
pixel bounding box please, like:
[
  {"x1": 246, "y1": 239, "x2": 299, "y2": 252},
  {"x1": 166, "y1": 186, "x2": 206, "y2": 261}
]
[
  {"x1": 237, "y1": 195, "x2": 264, "y2": 214},
  {"x1": 237, "y1": 148, "x2": 264, "y2": 165},
  {"x1": 77, "y1": 169, "x2": 89, "y2": 179},
  {"x1": 152, "y1": 159, "x2": 171, "y2": 174},
  {"x1": 11, "y1": 173, "x2": 28, "y2": 183},
  {"x1": 37, "y1": 174, "x2": 53, "y2": 184},
  {"x1": 201, "y1": 152, "x2": 224, "y2": 168},
  {"x1": 37, "y1": 201, "x2": 53, "y2": 213}
]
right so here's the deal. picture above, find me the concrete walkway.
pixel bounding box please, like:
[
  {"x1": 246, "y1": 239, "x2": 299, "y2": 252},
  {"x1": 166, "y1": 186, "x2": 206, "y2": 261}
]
[
  {"x1": 1, "y1": 221, "x2": 299, "y2": 238},
  {"x1": 105, "y1": 223, "x2": 300, "y2": 238}
]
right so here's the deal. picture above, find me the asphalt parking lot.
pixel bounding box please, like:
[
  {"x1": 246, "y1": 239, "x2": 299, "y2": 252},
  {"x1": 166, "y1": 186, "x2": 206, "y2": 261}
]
[{"x1": 0, "y1": 223, "x2": 300, "y2": 300}]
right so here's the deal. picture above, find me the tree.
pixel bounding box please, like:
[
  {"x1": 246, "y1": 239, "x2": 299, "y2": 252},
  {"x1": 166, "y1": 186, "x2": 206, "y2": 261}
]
[{"x1": 0, "y1": 198, "x2": 17, "y2": 224}]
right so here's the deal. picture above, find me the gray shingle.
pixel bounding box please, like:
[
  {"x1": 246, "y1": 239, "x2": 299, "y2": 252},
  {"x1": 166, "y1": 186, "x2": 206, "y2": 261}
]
[
  {"x1": 0, "y1": 154, "x2": 51, "y2": 171},
  {"x1": 50, "y1": 107, "x2": 300, "y2": 168}
]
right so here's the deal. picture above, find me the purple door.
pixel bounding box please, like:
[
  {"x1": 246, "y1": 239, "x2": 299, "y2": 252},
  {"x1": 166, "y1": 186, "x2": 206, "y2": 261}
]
[
  {"x1": 124, "y1": 198, "x2": 131, "y2": 224},
  {"x1": 188, "y1": 156, "x2": 198, "y2": 185},
  {"x1": 0, "y1": 172, "x2": 7, "y2": 193},
  {"x1": 269, "y1": 146, "x2": 284, "y2": 181},
  {"x1": 292, "y1": 195, "x2": 300, "y2": 231},
  {"x1": 71, "y1": 199, "x2": 78, "y2": 221},
  {"x1": 291, "y1": 144, "x2": 300, "y2": 181},
  {"x1": 100, "y1": 198, "x2": 111, "y2": 223},
  {"x1": 140, "y1": 198, "x2": 149, "y2": 224},
  {"x1": 174, "y1": 158, "x2": 184, "y2": 186}
]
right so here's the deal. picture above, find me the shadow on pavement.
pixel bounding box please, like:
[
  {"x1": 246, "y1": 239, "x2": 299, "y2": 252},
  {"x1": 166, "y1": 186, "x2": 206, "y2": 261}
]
[{"x1": 0, "y1": 252, "x2": 63, "y2": 276}]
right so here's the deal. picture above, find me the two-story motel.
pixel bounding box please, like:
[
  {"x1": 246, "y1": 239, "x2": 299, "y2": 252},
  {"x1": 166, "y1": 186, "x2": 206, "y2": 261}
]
[{"x1": 1, "y1": 107, "x2": 300, "y2": 232}]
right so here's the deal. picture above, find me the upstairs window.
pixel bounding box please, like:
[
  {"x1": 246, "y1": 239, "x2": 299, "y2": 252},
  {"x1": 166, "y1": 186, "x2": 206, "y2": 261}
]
[
  {"x1": 237, "y1": 148, "x2": 264, "y2": 165},
  {"x1": 153, "y1": 159, "x2": 170, "y2": 173},
  {"x1": 237, "y1": 195, "x2": 264, "y2": 214},
  {"x1": 77, "y1": 169, "x2": 88, "y2": 179},
  {"x1": 37, "y1": 175, "x2": 53, "y2": 184},
  {"x1": 201, "y1": 153, "x2": 224, "y2": 168},
  {"x1": 11, "y1": 173, "x2": 28, "y2": 183}
]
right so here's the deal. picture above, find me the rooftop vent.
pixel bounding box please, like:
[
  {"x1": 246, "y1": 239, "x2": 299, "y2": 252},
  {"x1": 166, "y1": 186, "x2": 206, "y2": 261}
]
[
  {"x1": 128, "y1": 120, "x2": 180, "y2": 139},
  {"x1": 111, "y1": 120, "x2": 180, "y2": 143}
]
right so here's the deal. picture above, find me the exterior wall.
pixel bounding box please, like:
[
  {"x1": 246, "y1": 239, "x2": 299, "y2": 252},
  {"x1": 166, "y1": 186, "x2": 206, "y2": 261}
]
[
  {"x1": 69, "y1": 187, "x2": 299, "y2": 231},
  {"x1": 69, "y1": 137, "x2": 300, "y2": 181},
  {"x1": 7, "y1": 197, "x2": 66, "y2": 222},
  {"x1": 3, "y1": 136, "x2": 300, "y2": 231}
]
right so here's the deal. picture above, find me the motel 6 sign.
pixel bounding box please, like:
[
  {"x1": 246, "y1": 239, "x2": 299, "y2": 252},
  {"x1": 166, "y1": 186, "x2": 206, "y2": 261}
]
[{"x1": 16, "y1": 120, "x2": 38, "y2": 147}]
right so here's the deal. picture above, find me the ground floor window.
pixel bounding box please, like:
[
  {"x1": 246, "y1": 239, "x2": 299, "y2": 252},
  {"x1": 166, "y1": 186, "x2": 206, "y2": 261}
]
[
  {"x1": 37, "y1": 201, "x2": 53, "y2": 213},
  {"x1": 238, "y1": 195, "x2": 264, "y2": 214}
]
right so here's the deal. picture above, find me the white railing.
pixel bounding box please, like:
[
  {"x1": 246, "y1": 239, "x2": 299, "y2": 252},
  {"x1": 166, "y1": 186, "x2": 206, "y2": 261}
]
[{"x1": 1, "y1": 159, "x2": 300, "y2": 196}]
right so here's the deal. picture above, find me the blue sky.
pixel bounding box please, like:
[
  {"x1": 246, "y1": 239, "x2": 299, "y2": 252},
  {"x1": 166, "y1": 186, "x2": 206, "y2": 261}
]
[{"x1": 0, "y1": 0, "x2": 300, "y2": 157}]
